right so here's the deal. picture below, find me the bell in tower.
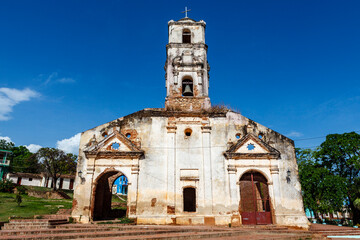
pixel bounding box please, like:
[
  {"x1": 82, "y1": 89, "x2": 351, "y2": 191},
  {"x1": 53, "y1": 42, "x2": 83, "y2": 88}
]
[
  {"x1": 164, "y1": 16, "x2": 211, "y2": 111},
  {"x1": 182, "y1": 79, "x2": 193, "y2": 96}
]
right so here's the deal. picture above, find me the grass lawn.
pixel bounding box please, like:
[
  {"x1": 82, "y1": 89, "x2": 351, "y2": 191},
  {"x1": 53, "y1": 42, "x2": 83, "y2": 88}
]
[
  {"x1": 0, "y1": 192, "x2": 72, "y2": 222},
  {"x1": 112, "y1": 194, "x2": 127, "y2": 203}
]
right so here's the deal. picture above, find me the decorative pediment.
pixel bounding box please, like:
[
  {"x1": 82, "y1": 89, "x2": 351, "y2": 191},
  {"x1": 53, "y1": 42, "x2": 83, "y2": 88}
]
[
  {"x1": 84, "y1": 130, "x2": 144, "y2": 160},
  {"x1": 224, "y1": 134, "x2": 280, "y2": 160}
]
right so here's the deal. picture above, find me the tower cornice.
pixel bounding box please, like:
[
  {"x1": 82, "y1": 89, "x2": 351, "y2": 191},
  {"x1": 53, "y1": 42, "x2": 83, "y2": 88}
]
[{"x1": 166, "y1": 43, "x2": 208, "y2": 50}]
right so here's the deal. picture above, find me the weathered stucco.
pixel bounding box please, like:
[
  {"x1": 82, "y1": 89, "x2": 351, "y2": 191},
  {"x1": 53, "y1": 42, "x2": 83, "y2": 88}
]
[{"x1": 72, "y1": 17, "x2": 309, "y2": 229}]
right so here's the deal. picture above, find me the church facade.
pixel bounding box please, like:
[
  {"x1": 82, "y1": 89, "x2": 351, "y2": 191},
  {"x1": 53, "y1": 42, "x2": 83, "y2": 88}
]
[{"x1": 72, "y1": 17, "x2": 309, "y2": 228}]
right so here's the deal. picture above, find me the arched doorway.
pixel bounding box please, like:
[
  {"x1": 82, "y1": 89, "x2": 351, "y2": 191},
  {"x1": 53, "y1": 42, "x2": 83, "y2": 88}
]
[
  {"x1": 92, "y1": 170, "x2": 128, "y2": 220},
  {"x1": 239, "y1": 171, "x2": 272, "y2": 225}
]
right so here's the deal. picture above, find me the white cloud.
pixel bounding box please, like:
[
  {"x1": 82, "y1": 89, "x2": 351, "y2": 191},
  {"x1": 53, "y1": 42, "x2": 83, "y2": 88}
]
[
  {"x1": 0, "y1": 136, "x2": 13, "y2": 143},
  {"x1": 286, "y1": 131, "x2": 304, "y2": 138},
  {"x1": 25, "y1": 144, "x2": 42, "y2": 153},
  {"x1": 44, "y1": 72, "x2": 75, "y2": 85},
  {"x1": 0, "y1": 88, "x2": 39, "y2": 121},
  {"x1": 57, "y1": 77, "x2": 75, "y2": 83},
  {"x1": 56, "y1": 133, "x2": 81, "y2": 155}
]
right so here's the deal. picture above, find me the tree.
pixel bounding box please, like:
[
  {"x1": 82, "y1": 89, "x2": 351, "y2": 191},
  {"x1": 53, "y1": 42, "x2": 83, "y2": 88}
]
[
  {"x1": 296, "y1": 148, "x2": 347, "y2": 218},
  {"x1": 37, "y1": 148, "x2": 77, "y2": 191},
  {"x1": 0, "y1": 140, "x2": 41, "y2": 173},
  {"x1": 353, "y1": 178, "x2": 360, "y2": 211},
  {"x1": 316, "y1": 132, "x2": 360, "y2": 224},
  {"x1": 10, "y1": 146, "x2": 36, "y2": 173},
  {"x1": 0, "y1": 139, "x2": 14, "y2": 150}
]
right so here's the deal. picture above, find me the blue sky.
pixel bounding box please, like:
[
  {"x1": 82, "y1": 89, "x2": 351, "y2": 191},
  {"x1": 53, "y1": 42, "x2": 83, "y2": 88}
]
[{"x1": 0, "y1": 0, "x2": 360, "y2": 154}]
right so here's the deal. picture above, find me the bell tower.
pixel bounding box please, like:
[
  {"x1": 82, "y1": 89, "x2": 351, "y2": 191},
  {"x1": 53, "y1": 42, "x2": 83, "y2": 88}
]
[{"x1": 164, "y1": 17, "x2": 211, "y2": 111}]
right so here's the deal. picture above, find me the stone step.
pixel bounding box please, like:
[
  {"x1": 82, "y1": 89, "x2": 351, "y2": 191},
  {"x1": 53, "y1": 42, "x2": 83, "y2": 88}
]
[
  {"x1": 0, "y1": 228, "x2": 183, "y2": 237},
  {"x1": 2, "y1": 225, "x2": 52, "y2": 230},
  {"x1": 2, "y1": 223, "x2": 51, "y2": 230},
  {"x1": 54, "y1": 224, "x2": 313, "y2": 237},
  {"x1": 9, "y1": 219, "x2": 51, "y2": 223},
  {"x1": 49, "y1": 219, "x2": 68, "y2": 225},
  {"x1": 37, "y1": 215, "x2": 71, "y2": 220},
  {"x1": 81, "y1": 231, "x2": 319, "y2": 240},
  {"x1": 0, "y1": 224, "x2": 326, "y2": 240},
  {"x1": 1, "y1": 219, "x2": 68, "y2": 231},
  {"x1": 55, "y1": 224, "x2": 227, "y2": 233},
  {"x1": 4, "y1": 222, "x2": 51, "y2": 226},
  {"x1": 0, "y1": 229, "x2": 190, "y2": 240},
  {"x1": 320, "y1": 232, "x2": 360, "y2": 236}
]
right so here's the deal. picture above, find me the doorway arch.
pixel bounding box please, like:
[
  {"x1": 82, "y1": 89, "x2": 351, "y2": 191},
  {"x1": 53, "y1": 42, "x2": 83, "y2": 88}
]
[
  {"x1": 91, "y1": 169, "x2": 128, "y2": 220},
  {"x1": 239, "y1": 171, "x2": 272, "y2": 225}
]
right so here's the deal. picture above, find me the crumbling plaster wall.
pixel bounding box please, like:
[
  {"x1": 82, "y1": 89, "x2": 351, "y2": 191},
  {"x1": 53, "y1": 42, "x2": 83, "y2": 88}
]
[
  {"x1": 168, "y1": 21, "x2": 206, "y2": 44},
  {"x1": 72, "y1": 109, "x2": 308, "y2": 228}
]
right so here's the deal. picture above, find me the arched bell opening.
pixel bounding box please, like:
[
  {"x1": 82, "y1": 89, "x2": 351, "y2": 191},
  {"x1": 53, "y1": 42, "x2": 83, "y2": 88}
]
[
  {"x1": 91, "y1": 170, "x2": 128, "y2": 221},
  {"x1": 239, "y1": 171, "x2": 272, "y2": 225},
  {"x1": 182, "y1": 78, "x2": 194, "y2": 97},
  {"x1": 182, "y1": 29, "x2": 191, "y2": 43}
]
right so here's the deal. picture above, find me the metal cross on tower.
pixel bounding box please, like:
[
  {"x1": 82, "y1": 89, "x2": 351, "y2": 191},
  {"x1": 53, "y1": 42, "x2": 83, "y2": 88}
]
[{"x1": 182, "y1": 7, "x2": 191, "y2": 18}]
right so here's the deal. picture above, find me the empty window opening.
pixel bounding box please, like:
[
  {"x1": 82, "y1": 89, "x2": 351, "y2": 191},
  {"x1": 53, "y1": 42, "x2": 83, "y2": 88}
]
[
  {"x1": 182, "y1": 79, "x2": 193, "y2": 96},
  {"x1": 236, "y1": 133, "x2": 241, "y2": 139},
  {"x1": 111, "y1": 142, "x2": 120, "y2": 150},
  {"x1": 126, "y1": 133, "x2": 131, "y2": 138},
  {"x1": 29, "y1": 178, "x2": 32, "y2": 181},
  {"x1": 184, "y1": 128, "x2": 192, "y2": 137},
  {"x1": 182, "y1": 29, "x2": 191, "y2": 43},
  {"x1": 183, "y1": 187, "x2": 196, "y2": 212},
  {"x1": 102, "y1": 132, "x2": 108, "y2": 138},
  {"x1": 247, "y1": 144, "x2": 255, "y2": 151},
  {"x1": 258, "y1": 134, "x2": 263, "y2": 139}
]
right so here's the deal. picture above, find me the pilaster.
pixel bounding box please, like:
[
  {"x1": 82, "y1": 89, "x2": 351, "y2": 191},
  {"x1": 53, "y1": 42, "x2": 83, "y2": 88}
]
[
  {"x1": 201, "y1": 126, "x2": 213, "y2": 213},
  {"x1": 166, "y1": 125, "x2": 177, "y2": 215}
]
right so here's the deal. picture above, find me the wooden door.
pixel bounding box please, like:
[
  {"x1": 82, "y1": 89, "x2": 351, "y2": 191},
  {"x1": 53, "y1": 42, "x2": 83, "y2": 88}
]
[{"x1": 240, "y1": 172, "x2": 272, "y2": 225}]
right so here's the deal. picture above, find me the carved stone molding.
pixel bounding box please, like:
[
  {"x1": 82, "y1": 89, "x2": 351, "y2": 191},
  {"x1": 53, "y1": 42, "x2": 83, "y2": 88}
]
[
  {"x1": 131, "y1": 166, "x2": 140, "y2": 175},
  {"x1": 270, "y1": 166, "x2": 280, "y2": 174},
  {"x1": 227, "y1": 164, "x2": 237, "y2": 174},
  {"x1": 201, "y1": 126, "x2": 212, "y2": 133},
  {"x1": 166, "y1": 126, "x2": 177, "y2": 133}
]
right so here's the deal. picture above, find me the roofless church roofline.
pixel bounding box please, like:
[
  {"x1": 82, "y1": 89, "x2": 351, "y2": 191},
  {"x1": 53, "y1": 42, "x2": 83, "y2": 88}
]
[{"x1": 72, "y1": 11, "x2": 309, "y2": 229}]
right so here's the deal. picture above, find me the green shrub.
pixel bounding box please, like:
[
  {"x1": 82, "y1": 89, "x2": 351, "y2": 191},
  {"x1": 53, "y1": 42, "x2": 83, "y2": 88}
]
[
  {"x1": 15, "y1": 193, "x2": 22, "y2": 206},
  {"x1": 0, "y1": 179, "x2": 14, "y2": 193},
  {"x1": 16, "y1": 186, "x2": 27, "y2": 195},
  {"x1": 118, "y1": 217, "x2": 134, "y2": 224}
]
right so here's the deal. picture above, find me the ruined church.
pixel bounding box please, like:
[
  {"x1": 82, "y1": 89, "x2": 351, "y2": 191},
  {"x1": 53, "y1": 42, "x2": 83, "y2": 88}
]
[{"x1": 72, "y1": 16, "x2": 309, "y2": 228}]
